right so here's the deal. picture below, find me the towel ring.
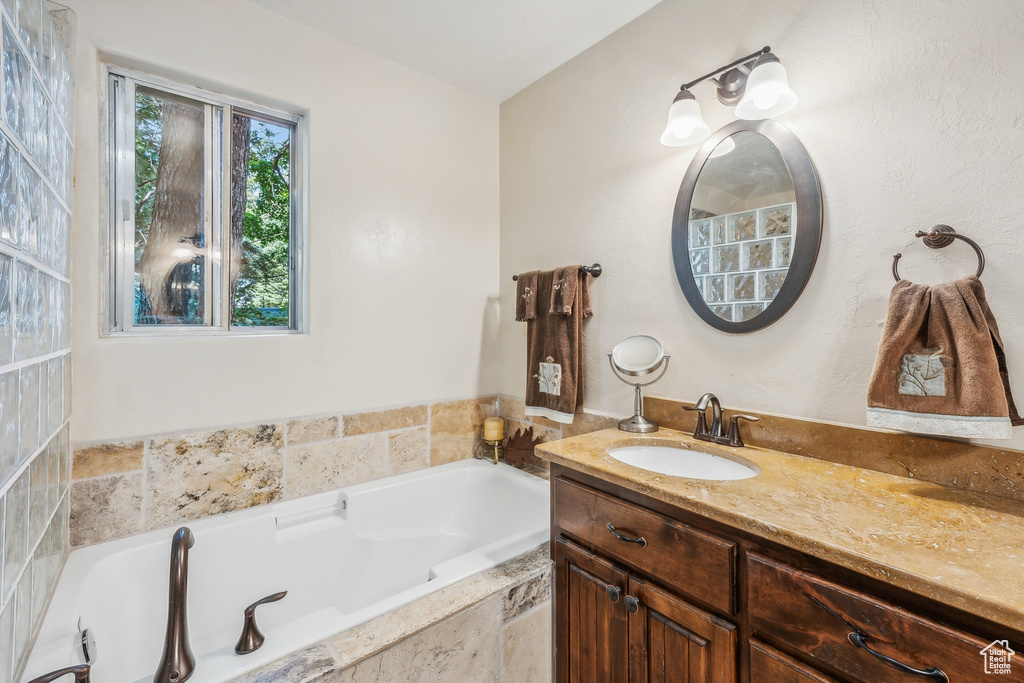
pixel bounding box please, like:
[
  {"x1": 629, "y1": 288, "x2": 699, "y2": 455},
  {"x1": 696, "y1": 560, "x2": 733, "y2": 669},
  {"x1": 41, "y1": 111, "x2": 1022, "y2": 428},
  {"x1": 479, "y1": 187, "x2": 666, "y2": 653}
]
[{"x1": 892, "y1": 225, "x2": 985, "y2": 282}]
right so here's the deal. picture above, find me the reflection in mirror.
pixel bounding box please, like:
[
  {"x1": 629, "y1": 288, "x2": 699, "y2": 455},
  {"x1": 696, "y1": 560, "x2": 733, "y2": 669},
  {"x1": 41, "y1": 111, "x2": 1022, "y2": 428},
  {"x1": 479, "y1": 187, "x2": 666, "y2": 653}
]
[
  {"x1": 687, "y1": 131, "x2": 796, "y2": 324},
  {"x1": 672, "y1": 120, "x2": 821, "y2": 333}
]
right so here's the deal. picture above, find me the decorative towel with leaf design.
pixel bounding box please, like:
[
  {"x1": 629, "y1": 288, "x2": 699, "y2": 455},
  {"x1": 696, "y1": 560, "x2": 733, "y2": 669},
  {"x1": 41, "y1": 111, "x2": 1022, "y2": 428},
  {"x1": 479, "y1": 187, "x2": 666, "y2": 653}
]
[
  {"x1": 516, "y1": 266, "x2": 593, "y2": 424},
  {"x1": 867, "y1": 276, "x2": 1022, "y2": 438}
]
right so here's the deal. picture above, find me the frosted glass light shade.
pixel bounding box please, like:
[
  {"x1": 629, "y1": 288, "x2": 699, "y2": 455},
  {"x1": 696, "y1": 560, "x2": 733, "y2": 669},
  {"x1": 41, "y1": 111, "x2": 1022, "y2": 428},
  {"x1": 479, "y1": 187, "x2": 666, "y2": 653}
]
[
  {"x1": 735, "y1": 60, "x2": 797, "y2": 120},
  {"x1": 660, "y1": 93, "x2": 710, "y2": 147}
]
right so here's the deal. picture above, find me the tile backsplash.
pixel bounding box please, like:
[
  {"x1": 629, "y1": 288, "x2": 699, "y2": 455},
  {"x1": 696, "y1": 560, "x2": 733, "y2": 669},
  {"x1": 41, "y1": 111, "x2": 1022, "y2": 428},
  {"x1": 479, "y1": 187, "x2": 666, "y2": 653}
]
[{"x1": 0, "y1": 2, "x2": 75, "y2": 682}]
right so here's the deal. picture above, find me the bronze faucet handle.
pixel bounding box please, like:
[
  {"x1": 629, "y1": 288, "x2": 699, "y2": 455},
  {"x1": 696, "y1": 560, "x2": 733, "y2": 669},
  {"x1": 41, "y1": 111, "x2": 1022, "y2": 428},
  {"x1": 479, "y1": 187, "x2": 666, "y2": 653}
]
[
  {"x1": 26, "y1": 665, "x2": 91, "y2": 683},
  {"x1": 682, "y1": 405, "x2": 709, "y2": 436},
  {"x1": 235, "y1": 591, "x2": 288, "y2": 655},
  {"x1": 725, "y1": 414, "x2": 759, "y2": 447}
]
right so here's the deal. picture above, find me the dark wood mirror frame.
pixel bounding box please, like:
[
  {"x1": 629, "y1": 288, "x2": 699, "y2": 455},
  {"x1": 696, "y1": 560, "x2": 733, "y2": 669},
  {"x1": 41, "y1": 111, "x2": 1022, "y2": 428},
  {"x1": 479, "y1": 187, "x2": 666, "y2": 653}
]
[{"x1": 671, "y1": 119, "x2": 822, "y2": 333}]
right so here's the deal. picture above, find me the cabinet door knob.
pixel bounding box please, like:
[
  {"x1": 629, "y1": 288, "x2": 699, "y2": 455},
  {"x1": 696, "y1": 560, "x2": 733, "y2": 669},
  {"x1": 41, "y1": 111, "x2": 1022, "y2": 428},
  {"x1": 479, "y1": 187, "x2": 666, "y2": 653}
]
[
  {"x1": 624, "y1": 595, "x2": 640, "y2": 614},
  {"x1": 606, "y1": 585, "x2": 621, "y2": 602}
]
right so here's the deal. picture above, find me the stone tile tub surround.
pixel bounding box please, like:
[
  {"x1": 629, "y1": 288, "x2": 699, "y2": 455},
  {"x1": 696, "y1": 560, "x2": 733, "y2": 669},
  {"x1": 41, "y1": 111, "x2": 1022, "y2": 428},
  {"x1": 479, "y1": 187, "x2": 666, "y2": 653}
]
[
  {"x1": 69, "y1": 397, "x2": 497, "y2": 547},
  {"x1": 645, "y1": 395, "x2": 1024, "y2": 504},
  {"x1": 227, "y1": 545, "x2": 552, "y2": 683},
  {"x1": 0, "y1": 1, "x2": 77, "y2": 681}
]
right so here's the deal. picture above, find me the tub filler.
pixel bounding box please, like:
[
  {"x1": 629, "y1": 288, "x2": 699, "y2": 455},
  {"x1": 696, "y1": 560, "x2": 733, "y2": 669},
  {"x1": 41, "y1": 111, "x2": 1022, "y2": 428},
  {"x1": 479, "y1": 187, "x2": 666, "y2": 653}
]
[{"x1": 22, "y1": 460, "x2": 550, "y2": 683}]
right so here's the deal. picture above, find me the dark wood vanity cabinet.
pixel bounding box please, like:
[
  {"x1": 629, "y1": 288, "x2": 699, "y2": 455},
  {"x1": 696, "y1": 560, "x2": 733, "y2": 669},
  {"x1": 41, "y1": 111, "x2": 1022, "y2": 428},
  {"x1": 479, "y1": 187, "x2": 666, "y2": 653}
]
[
  {"x1": 555, "y1": 537, "x2": 737, "y2": 682},
  {"x1": 550, "y1": 465, "x2": 1024, "y2": 683}
]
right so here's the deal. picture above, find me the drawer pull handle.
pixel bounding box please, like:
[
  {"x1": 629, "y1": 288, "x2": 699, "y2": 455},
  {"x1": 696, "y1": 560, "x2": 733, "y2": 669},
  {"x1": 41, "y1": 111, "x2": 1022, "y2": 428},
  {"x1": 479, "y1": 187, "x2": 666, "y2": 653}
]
[
  {"x1": 606, "y1": 523, "x2": 647, "y2": 547},
  {"x1": 848, "y1": 632, "x2": 948, "y2": 682},
  {"x1": 606, "y1": 585, "x2": 621, "y2": 602},
  {"x1": 624, "y1": 595, "x2": 640, "y2": 614}
]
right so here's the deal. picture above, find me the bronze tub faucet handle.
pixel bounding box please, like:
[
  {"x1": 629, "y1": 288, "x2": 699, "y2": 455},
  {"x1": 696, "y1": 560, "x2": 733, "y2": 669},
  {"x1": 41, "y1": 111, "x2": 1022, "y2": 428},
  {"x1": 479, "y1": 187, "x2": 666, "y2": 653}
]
[{"x1": 235, "y1": 591, "x2": 288, "y2": 655}]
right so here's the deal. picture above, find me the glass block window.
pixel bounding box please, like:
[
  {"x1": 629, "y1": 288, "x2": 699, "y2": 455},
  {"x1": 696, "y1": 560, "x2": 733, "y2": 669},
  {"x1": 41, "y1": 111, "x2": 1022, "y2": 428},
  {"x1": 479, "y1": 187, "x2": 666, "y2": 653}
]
[
  {"x1": 0, "y1": 3, "x2": 74, "y2": 682},
  {"x1": 688, "y1": 203, "x2": 796, "y2": 323},
  {"x1": 106, "y1": 68, "x2": 304, "y2": 333}
]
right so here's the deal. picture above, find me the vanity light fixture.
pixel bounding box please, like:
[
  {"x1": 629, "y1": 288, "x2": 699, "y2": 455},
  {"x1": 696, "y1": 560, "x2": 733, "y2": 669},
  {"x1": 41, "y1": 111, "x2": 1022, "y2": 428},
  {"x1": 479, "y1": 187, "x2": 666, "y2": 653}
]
[{"x1": 660, "y1": 46, "x2": 798, "y2": 147}]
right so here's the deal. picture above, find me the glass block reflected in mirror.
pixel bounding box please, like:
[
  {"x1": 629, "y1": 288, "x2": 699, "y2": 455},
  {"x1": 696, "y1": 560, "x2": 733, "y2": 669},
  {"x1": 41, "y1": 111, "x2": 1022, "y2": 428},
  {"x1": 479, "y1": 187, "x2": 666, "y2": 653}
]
[
  {"x1": 776, "y1": 237, "x2": 792, "y2": 268},
  {"x1": 710, "y1": 304, "x2": 732, "y2": 319},
  {"x1": 682, "y1": 130, "x2": 801, "y2": 325},
  {"x1": 712, "y1": 217, "x2": 726, "y2": 245},
  {"x1": 689, "y1": 248, "x2": 709, "y2": 275},
  {"x1": 743, "y1": 240, "x2": 773, "y2": 270},
  {"x1": 728, "y1": 212, "x2": 757, "y2": 242},
  {"x1": 761, "y1": 270, "x2": 787, "y2": 300},
  {"x1": 761, "y1": 205, "x2": 792, "y2": 237},
  {"x1": 705, "y1": 275, "x2": 725, "y2": 303},
  {"x1": 712, "y1": 245, "x2": 739, "y2": 273},
  {"x1": 728, "y1": 273, "x2": 755, "y2": 301},
  {"x1": 689, "y1": 219, "x2": 710, "y2": 248},
  {"x1": 737, "y1": 303, "x2": 764, "y2": 322}
]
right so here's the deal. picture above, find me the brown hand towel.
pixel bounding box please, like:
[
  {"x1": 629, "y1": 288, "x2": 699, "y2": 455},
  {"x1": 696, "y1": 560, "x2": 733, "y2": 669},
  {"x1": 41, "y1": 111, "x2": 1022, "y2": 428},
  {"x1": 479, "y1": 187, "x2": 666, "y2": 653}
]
[
  {"x1": 550, "y1": 265, "x2": 578, "y2": 315},
  {"x1": 519, "y1": 267, "x2": 593, "y2": 424},
  {"x1": 514, "y1": 271, "x2": 539, "y2": 322},
  {"x1": 867, "y1": 276, "x2": 1022, "y2": 438}
]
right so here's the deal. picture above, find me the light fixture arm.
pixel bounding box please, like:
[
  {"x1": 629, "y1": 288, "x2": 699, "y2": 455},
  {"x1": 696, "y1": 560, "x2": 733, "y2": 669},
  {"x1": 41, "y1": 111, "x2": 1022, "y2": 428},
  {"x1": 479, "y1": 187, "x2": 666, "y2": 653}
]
[{"x1": 679, "y1": 46, "x2": 770, "y2": 91}]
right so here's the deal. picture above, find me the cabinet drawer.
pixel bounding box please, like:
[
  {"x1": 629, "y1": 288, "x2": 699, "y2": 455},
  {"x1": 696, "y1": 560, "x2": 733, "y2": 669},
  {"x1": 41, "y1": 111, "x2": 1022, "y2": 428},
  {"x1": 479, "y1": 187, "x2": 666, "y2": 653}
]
[
  {"x1": 747, "y1": 553, "x2": 1016, "y2": 682},
  {"x1": 554, "y1": 477, "x2": 735, "y2": 613},
  {"x1": 750, "y1": 640, "x2": 838, "y2": 683}
]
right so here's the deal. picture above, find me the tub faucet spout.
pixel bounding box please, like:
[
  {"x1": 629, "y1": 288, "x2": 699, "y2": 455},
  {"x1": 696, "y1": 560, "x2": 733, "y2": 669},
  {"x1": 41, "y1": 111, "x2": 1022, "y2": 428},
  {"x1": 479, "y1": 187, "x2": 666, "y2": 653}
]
[{"x1": 154, "y1": 527, "x2": 196, "y2": 683}]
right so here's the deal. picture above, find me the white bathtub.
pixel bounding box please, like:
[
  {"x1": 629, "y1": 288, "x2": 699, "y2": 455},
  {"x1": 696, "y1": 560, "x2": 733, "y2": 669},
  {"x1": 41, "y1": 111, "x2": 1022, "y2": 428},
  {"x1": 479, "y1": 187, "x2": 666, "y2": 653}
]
[{"x1": 21, "y1": 460, "x2": 550, "y2": 683}]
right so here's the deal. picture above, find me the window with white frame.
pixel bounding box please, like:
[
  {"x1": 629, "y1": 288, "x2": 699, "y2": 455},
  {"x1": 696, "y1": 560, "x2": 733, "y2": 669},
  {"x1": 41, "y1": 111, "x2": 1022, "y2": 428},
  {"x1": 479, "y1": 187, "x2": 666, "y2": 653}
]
[{"x1": 105, "y1": 67, "x2": 303, "y2": 333}]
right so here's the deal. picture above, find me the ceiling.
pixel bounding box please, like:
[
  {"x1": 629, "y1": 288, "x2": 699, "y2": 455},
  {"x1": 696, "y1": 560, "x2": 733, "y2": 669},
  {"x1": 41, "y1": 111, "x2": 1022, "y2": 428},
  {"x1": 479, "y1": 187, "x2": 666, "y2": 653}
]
[{"x1": 241, "y1": 0, "x2": 663, "y2": 102}]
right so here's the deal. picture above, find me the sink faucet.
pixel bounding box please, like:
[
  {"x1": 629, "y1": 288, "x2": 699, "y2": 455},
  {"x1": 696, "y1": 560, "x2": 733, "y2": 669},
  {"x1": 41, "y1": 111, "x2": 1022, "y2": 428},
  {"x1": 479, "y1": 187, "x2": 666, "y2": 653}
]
[
  {"x1": 154, "y1": 527, "x2": 196, "y2": 683},
  {"x1": 684, "y1": 393, "x2": 759, "y2": 447}
]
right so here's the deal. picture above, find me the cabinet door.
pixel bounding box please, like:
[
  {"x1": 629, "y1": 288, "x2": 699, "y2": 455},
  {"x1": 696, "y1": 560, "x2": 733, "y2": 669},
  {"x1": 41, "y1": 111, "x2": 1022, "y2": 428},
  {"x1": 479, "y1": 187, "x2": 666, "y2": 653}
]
[
  {"x1": 555, "y1": 537, "x2": 630, "y2": 683},
  {"x1": 628, "y1": 577, "x2": 737, "y2": 683}
]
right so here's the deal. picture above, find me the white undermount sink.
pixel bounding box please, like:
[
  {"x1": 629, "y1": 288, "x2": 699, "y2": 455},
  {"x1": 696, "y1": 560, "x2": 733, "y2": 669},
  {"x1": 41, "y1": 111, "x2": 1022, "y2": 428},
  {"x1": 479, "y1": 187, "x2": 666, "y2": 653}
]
[{"x1": 606, "y1": 444, "x2": 758, "y2": 481}]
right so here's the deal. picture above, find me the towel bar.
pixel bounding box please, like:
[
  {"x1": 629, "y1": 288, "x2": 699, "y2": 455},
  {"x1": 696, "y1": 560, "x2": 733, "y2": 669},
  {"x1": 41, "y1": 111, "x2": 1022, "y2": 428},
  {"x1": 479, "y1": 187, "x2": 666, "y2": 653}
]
[
  {"x1": 512, "y1": 264, "x2": 602, "y2": 281},
  {"x1": 891, "y1": 225, "x2": 985, "y2": 281}
]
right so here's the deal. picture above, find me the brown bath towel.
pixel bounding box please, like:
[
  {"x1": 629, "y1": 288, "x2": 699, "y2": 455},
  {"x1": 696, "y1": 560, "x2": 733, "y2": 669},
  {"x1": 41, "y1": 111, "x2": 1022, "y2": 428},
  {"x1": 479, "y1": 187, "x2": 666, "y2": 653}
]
[
  {"x1": 517, "y1": 266, "x2": 593, "y2": 424},
  {"x1": 867, "y1": 276, "x2": 1022, "y2": 438}
]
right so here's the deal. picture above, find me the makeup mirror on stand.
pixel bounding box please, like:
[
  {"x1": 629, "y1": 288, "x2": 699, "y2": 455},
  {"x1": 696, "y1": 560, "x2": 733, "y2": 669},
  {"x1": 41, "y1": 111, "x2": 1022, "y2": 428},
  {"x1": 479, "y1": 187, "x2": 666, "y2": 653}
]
[{"x1": 609, "y1": 336, "x2": 671, "y2": 433}]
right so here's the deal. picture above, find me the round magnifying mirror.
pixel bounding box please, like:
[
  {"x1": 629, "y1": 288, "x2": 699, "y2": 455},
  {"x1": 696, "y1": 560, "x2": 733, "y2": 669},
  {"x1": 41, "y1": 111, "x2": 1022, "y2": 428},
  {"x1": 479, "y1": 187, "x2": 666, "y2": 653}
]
[{"x1": 610, "y1": 335, "x2": 666, "y2": 376}]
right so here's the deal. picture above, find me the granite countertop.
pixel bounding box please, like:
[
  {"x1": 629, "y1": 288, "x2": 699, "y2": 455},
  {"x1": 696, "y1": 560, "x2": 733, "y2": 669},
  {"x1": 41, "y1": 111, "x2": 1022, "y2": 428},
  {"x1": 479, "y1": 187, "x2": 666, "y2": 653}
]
[{"x1": 536, "y1": 427, "x2": 1024, "y2": 633}]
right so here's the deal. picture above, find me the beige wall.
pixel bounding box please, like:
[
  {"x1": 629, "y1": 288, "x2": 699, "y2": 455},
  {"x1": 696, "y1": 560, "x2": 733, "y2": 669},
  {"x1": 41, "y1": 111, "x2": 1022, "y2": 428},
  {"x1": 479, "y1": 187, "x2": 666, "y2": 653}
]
[
  {"x1": 68, "y1": 0, "x2": 501, "y2": 442},
  {"x1": 499, "y1": 0, "x2": 1024, "y2": 450}
]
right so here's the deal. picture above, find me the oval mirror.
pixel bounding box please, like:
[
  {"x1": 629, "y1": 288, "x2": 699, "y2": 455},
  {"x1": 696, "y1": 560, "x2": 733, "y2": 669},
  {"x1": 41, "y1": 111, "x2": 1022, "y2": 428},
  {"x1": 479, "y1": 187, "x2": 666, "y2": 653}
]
[
  {"x1": 610, "y1": 335, "x2": 666, "y2": 376},
  {"x1": 671, "y1": 120, "x2": 822, "y2": 333}
]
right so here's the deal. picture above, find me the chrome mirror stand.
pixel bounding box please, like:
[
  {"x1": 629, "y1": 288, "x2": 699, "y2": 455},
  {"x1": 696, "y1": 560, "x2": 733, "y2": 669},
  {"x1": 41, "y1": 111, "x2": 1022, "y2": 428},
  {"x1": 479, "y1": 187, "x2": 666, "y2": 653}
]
[{"x1": 608, "y1": 353, "x2": 671, "y2": 433}]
